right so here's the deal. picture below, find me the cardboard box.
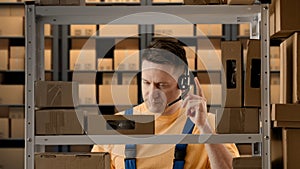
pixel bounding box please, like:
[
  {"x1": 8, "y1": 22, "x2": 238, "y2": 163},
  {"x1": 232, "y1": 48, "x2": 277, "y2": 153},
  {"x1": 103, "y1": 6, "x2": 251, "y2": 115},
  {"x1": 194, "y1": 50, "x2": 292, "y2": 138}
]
[
  {"x1": 11, "y1": 118, "x2": 24, "y2": 139},
  {"x1": 273, "y1": 121, "x2": 300, "y2": 128},
  {"x1": 0, "y1": 6, "x2": 10, "y2": 16},
  {"x1": 9, "y1": 58, "x2": 24, "y2": 70},
  {"x1": 60, "y1": 0, "x2": 85, "y2": 6},
  {"x1": 0, "y1": 118, "x2": 9, "y2": 139},
  {"x1": 271, "y1": 128, "x2": 283, "y2": 169},
  {"x1": 0, "y1": 85, "x2": 24, "y2": 105},
  {"x1": 154, "y1": 24, "x2": 194, "y2": 37},
  {"x1": 122, "y1": 73, "x2": 137, "y2": 85},
  {"x1": 0, "y1": 49, "x2": 8, "y2": 70},
  {"x1": 0, "y1": 17, "x2": 23, "y2": 36},
  {"x1": 69, "y1": 49, "x2": 96, "y2": 70},
  {"x1": 115, "y1": 38, "x2": 139, "y2": 50},
  {"x1": 35, "y1": 109, "x2": 84, "y2": 135},
  {"x1": 35, "y1": 81, "x2": 79, "y2": 108},
  {"x1": 99, "y1": 25, "x2": 138, "y2": 37},
  {"x1": 271, "y1": 104, "x2": 300, "y2": 122},
  {"x1": 114, "y1": 49, "x2": 139, "y2": 70},
  {"x1": 44, "y1": 24, "x2": 51, "y2": 36},
  {"x1": 271, "y1": 46, "x2": 280, "y2": 59},
  {"x1": 35, "y1": 152, "x2": 110, "y2": 169},
  {"x1": 69, "y1": 145, "x2": 92, "y2": 152},
  {"x1": 70, "y1": 25, "x2": 96, "y2": 36},
  {"x1": 239, "y1": 23, "x2": 250, "y2": 36},
  {"x1": 271, "y1": 74, "x2": 280, "y2": 104},
  {"x1": 10, "y1": 46, "x2": 25, "y2": 58},
  {"x1": 102, "y1": 73, "x2": 118, "y2": 85},
  {"x1": 99, "y1": 85, "x2": 137, "y2": 105},
  {"x1": 196, "y1": 24, "x2": 222, "y2": 36},
  {"x1": 202, "y1": 84, "x2": 222, "y2": 105},
  {"x1": 10, "y1": 5, "x2": 24, "y2": 16},
  {"x1": 232, "y1": 156, "x2": 261, "y2": 169},
  {"x1": 184, "y1": 0, "x2": 223, "y2": 5},
  {"x1": 0, "y1": 148, "x2": 24, "y2": 169},
  {"x1": 79, "y1": 84, "x2": 96, "y2": 105},
  {"x1": 292, "y1": 32, "x2": 300, "y2": 103},
  {"x1": 236, "y1": 143, "x2": 252, "y2": 155},
  {"x1": 9, "y1": 107, "x2": 24, "y2": 119},
  {"x1": 227, "y1": 0, "x2": 255, "y2": 4},
  {"x1": 221, "y1": 41, "x2": 243, "y2": 107},
  {"x1": 280, "y1": 35, "x2": 293, "y2": 103},
  {"x1": 283, "y1": 129, "x2": 300, "y2": 169},
  {"x1": 270, "y1": 0, "x2": 300, "y2": 38},
  {"x1": 197, "y1": 72, "x2": 221, "y2": 84},
  {"x1": 98, "y1": 58, "x2": 113, "y2": 71},
  {"x1": 244, "y1": 40, "x2": 261, "y2": 107},
  {"x1": 87, "y1": 114, "x2": 154, "y2": 135},
  {"x1": 0, "y1": 106, "x2": 9, "y2": 118},
  {"x1": 45, "y1": 49, "x2": 52, "y2": 70},
  {"x1": 270, "y1": 58, "x2": 280, "y2": 71},
  {"x1": 197, "y1": 49, "x2": 222, "y2": 71},
  {"x1": 216, "y1": 108, "x2": 259, "y2": 134},
  {"x1": 38, "y1": 0, "x2": 60, "y2": 5}
]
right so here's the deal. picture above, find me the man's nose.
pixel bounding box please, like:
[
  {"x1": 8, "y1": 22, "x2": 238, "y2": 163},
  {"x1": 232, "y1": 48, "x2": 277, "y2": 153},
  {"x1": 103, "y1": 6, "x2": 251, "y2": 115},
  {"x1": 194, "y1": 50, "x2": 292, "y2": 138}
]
[{"x1": 149, "y1": 84, "x2": 160, "y2": 99}]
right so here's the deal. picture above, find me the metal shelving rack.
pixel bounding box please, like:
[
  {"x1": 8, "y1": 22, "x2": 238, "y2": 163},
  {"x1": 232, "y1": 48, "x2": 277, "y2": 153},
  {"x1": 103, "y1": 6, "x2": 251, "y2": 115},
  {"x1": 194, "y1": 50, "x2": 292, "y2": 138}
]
[{"x1": 25, "y1": 1, "x2": 271, "y2": 169}]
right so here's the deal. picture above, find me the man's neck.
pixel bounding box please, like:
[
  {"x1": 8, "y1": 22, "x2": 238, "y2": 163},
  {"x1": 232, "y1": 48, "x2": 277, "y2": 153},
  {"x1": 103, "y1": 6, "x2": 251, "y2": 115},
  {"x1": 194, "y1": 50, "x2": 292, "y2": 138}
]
[{"x1": 161, "y1": 100, "x2": 182, "y2": 116}]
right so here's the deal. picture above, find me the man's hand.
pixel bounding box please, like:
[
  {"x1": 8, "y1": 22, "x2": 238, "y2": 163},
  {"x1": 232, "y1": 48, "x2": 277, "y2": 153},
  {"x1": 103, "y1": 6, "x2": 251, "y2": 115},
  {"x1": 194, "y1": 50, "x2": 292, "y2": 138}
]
[{"x1": 181, "y1": 77, "x2": 213, "y2": 133}]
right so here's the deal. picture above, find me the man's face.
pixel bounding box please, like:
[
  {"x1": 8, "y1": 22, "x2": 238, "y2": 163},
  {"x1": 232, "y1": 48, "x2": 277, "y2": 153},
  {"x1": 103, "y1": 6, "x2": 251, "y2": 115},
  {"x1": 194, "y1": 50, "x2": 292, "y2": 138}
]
[{"x1": 141, "y1": 60, "x2": 181, "y2": 113}]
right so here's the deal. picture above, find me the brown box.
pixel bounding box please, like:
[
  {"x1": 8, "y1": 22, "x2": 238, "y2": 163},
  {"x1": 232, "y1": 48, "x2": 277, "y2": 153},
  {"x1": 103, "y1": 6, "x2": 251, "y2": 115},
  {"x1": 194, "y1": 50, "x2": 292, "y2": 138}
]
[
  {"x1": 78, "y1": 84, "x2": 96, "y2": 105},
  {"x1": 35, "y1": 152, "x2": 110, "y2": 169},
  {"x1": 44, "y1": 24, "x2": 51, "y2": 36},
  {"x1": 244, "y1": 40, "x2": 261, "y2": 107},
  {"x1": 227, "y1": 0, "x2": 255, "y2": 4},
  {"x1": 0, "y1": 49, "x2": 8, "y2": 70},
  {"x1": 35, "y1": 81, "x2": 79, "y2": 108},
  {"x1": 280, "y1": 35, "x2": 293, "y2": 103},
  {"x1": 45, "y1": 49, "x2": 52, "y2": 70},
  {"x1": 0, "y1": 85, "x2": 24, "y2": 105},
  {"x1": 0, "y1": 106, "x2": 9, "y2": 118},
  {"x1": 38, "y1": 0, "x2": 60, "y2": 5},
  {"x1": 69, "y1": 145, "x2": 92, "y2": 152},
  {"x1": 0, "y1": 118, "x2": 9, "y2": 139},
  {"x1": 154, "y1": 24, "x2": 194, "y2": 37},
  {"x1": 69, "y1": 49, "x2": 96, "y2": 70},
  {"x1": 221, "y1": 41, "x2": 243, "y2": 107},
  {"x1": 271, "y1": 73, "x2": 280, "y2": 104},
  {"x1": 11, "y1": 118, "x2": 24, "y2": 139},
  {"x1": 239, "y1": 23, "x2": 250, "y2": 36},
  {"x1": 9, "y1": 107, "x2": 24, "y2": 119},
  {"x1": 0, "y1": 6, "x2": 10, "y2": 16},
  {"x1": 271, "y1": 104, "x2": 300, "y2": 122},
  {"x1": 271, "y1": 128, "x2": 283, "y2": 169},
  {"x1": 10, "y1": 5, "x2": 24, "y2": 16},
  {"x1": 9, "y1": 58, "x2": 24, "y2": 70},
  {"x1": 99, "y1": 85, "x2": 137, "y2": 105},
  {"x1": 102, "y1": 73, "x2": 118, "y2": 85},
  {"x1": 283, "y1": 129, "x2": 300, "y2": 169},
  {"x1": 292, "y1": 32, "x2": 300, "y2": 103},
  {"x1": 122, "y1": 73, "x2": 138, "y2": 85},
  {"x1": 196, "y1": 24, "x2": 222, "y2": 36},
  {"x1": 87, "y1": 115, "x2": 154, "y2": 135},
  {"x1": 99, "y1": 25, "x2": 138, "y2": 37},
  {"x1": 232, "y1": 156, "x2": 261, "y2": 169},
  {"x1": 197, "y1": 49, "x2": 222, "y2": 71},
  {"x1": 98, "y1": 58, "x2": 113, "y2": 71},
  {"x1": 70, "y1": 25, "x2": 96, "y2": 36},
  {"x1": 202, "y1": 84, "x2": 222, "y2": 105},
  {"x1": 0, "y1": 17, "x2": 23, "y2": 36},
  {"x1": 114, "y1": 49, "x2": 139, "y2": 70},
  {"x1": 270, "y1": 0, "x2": 300, "y2": 38},
  {"x1": 60, "y1": 0, "x2": 85, "y2": 6},
  {"x1": 35, "y1": 109, "x2": 84, "y2": 135},
  {"x1": 184, "y1": 0, "x2": 223, "y2": 5},
  {"x1": 197, "y1": 72, "x2": 221, "y2": 84},
  {"x1": 0, "y1": 148, "x2": 24, "y2": 169},
  {"x1": 10, "y1": 46, "x2": 25, "y2": 58},
  {"x1": 216, "y1": 108, "x2": 259, "y2": 134},
  {"x1": 115, "y1": 39, "x2": 139, "y2": 50},
  {"x1": 236, "y1": 143, "x2": 252, "y2": 155}
]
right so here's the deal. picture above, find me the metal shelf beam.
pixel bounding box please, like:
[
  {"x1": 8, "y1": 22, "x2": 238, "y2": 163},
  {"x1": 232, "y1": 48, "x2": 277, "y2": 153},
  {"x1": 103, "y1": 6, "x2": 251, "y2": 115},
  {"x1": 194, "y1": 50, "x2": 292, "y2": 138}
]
[{"x1": 36, "y1": 134, "x2": 262, "y2": 145}]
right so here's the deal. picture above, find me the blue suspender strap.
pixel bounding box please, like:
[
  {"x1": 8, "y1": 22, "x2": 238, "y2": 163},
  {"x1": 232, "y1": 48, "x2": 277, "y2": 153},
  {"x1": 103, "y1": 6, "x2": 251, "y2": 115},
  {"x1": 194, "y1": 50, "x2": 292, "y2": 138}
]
[
  {"x1": 124, "y1": 108, "x2": 137, "y2": 169},
  {"x1": 173, "y1": 118, "x2": 195, "y2": 169}
]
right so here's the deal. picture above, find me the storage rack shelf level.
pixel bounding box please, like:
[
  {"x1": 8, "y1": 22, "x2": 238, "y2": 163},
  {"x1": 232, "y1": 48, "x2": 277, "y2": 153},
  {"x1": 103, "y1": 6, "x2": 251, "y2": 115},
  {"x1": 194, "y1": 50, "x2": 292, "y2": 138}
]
[{"x1": 25, "y1": 3, "x2": 271, "y2": 169}]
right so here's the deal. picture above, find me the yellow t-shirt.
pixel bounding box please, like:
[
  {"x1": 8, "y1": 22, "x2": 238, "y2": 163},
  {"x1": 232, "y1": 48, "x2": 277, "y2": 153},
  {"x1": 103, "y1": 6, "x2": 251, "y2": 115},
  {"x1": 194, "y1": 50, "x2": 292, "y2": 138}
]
[{"x1": 92, "y1": 103, "x2": 240, "y2": 169}]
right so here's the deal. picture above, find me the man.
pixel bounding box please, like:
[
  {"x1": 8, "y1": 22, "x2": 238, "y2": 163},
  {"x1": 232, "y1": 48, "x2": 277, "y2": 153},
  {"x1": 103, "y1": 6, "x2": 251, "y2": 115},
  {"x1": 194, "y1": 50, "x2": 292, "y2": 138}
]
[{"x1": 92, "y1": 38, "x2": 239, "y2": 169}]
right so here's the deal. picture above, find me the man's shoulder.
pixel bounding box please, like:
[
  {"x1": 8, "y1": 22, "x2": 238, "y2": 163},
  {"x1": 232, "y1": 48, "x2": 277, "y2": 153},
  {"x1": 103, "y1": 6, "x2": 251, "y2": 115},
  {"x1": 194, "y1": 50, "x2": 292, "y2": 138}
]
[{"x1": 115, "y1": 103, "x2": 146, "y2": 115}]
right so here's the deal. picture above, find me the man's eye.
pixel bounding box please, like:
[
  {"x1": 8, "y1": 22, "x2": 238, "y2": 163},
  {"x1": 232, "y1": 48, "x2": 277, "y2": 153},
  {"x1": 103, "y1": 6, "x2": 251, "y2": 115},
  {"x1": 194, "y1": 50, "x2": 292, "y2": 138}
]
[
  {"x1": 142, "y1": 80, "x2": 150, "y2": 85},
  {"x1": 158, "y1": 83, "x2": 168, "y2": 88}
]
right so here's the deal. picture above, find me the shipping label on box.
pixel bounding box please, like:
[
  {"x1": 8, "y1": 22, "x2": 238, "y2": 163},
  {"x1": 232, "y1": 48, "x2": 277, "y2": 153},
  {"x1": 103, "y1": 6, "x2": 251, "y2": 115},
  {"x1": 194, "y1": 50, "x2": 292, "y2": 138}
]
[
  {"x1": 87, "y1": 115, "x2": 154, "y2": 135},
  {"x1": 102, "y1": 73, "x2": 118, "y2": 85},
  {"x1": 9, "y1": 58, "x2": 24, "y2": 70},
  {"x1": 35, "y1": 81, "x2": 79, "y2": 108},
  {"x1": 99, "y1": 24, "x2": 138, "y2": 37},
  {"x1": 0, "y1": 118, "x2": 9, "y2": 139},
  {"x1": 292, "y1": 32, "x2": 300, "y2": 103},
  {"x1": 98, "y1": 58, "x2": 113, "y2": 71},
  {"x1": 154, "y1": 24, "x2": 194, "y2": 37},
  {"x1": 70, "y1": 25, "x2": 96, "y2": 36},
  {"x1": 79, "y1": 84, "x2": 96, "y2": 105},
  {"x1": 0, "y1": 85, "x2": 24, "y2": 105},
  {"x1": 35, "y1": 109, "x2": 84, "y2": 135},
  {"x1": 0, "y1": 49, "x2": 8, "y2": 70},
  {"x1": 244, "y1": 40, "x2": 261, "y2": 107},
  {"x1": 216, "y1": 108, "x2": 259, "y2": 134},
  {"x1": 99, "y1": 85, "x2": 137, "y2": 105},
  {"x1": 197, "y1": 49, "x2": 221, "y2": 71},
  {"x1": 114, "y1": 49, "x2": 139, "y2": 70},
  {"x1": 11, "y1": 118, "x2": 24, "y2": 139},
  {"x1": 0, "y1": 17, "x2": 23, "y2": 36},
  {"x1": 10, "y1": 46, "x2": 25, "y2": 58},
  {"x1": 196, "y1": 24, "x2": 222, "y2": 36},
  {"x1": 69, "y1": 49, "x2": 96, "y2": 70},
  {"x1": 35, "y1": 152, "x2": 110, "y2": 169},
  {"x1": 221, "y1": 41, "x2": 243, "y2": 107}
]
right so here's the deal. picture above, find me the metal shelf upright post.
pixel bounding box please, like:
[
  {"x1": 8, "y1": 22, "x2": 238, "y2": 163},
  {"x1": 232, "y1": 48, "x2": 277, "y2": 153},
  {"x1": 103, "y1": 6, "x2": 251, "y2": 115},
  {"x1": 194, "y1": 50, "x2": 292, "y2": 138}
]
[{"x1": 25, "y1": 2, "x2": 271, "y2": 169}]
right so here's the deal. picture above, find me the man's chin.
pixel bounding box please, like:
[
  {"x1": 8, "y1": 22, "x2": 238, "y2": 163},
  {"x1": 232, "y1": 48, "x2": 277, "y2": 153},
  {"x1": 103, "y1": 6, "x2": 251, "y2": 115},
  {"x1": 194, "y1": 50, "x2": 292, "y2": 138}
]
[{"x1": 148, "y1": 105, "x2": 165, "y2": 114}]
